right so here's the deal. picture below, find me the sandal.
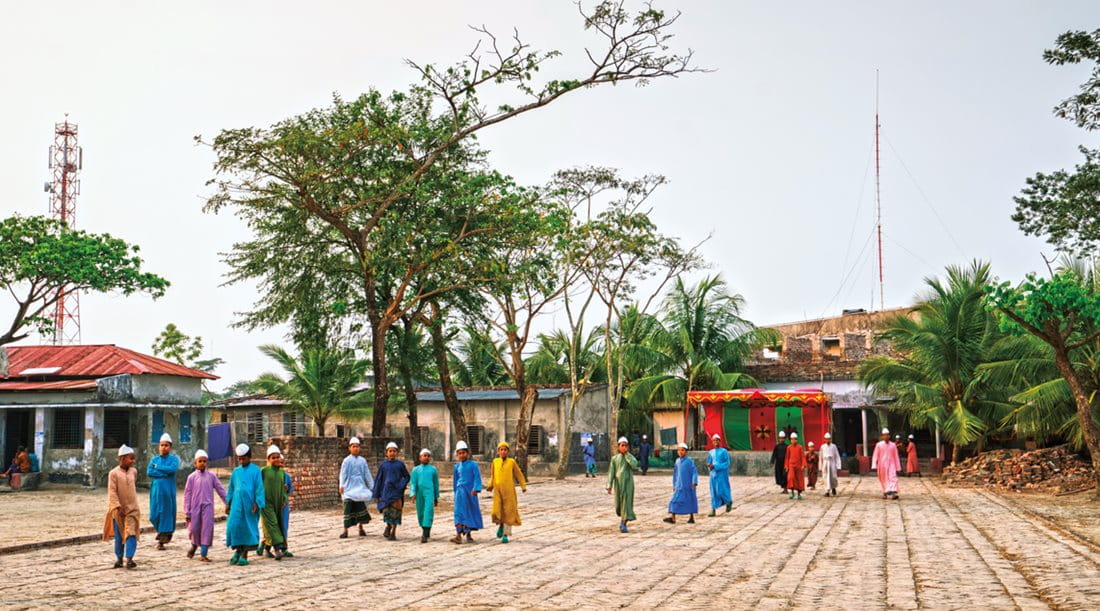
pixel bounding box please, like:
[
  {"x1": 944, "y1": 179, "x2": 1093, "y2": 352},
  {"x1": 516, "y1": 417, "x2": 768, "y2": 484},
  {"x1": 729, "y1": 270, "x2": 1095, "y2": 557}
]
[
  {"x1": 339, "y1": 532, "x2": 349, "y2": 539},
  {"x1": 451, "y1": 535, "x2": 464, "y2": 544},
  {"x1": 125, "y1": 559, "x2": 137, "y2": 569},
  {"x1": 187, "y1": 545, "x2": 197, "y2": 559},
  {"x1": 662, "y1": 517, "x2": 675, "y2": 524},
  {"x1": 199, "y1": 556, "x2": 211, "y2": 563}
]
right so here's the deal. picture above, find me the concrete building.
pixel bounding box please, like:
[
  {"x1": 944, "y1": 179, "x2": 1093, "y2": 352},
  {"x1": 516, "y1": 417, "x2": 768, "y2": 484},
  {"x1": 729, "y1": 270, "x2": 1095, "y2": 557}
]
[
  {"x1": 209, "y1": 395, "x2": 366, "y2": 455},
  {"x1": 0, "y1": 345, "x2": 217, "y2": 487}
]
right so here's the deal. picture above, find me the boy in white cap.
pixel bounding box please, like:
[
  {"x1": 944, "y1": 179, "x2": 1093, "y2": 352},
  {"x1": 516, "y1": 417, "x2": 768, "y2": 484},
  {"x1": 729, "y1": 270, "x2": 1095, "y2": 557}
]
[
  {"x1": 148, "y1": 432, "x2": 180, "y2": 550},
  {"x1": 805, "y1": 441, "x2": 819, "y2": 490},
  {"x1": 451, "y1": 440, "x2": 483, "y2": 544},
  {"x1": 103, "y1": 445, "x2": 140, "y2": 568},
  {"x1": 872, "y1": 428, "x2": 901, "y2": 500},
  {"x1": 184, "y1": 449, "x2": 227, "y2": 561},
  {"x1": 486, "y1": 441, "x2": 527, "y2": 543},
  {"x1": 607, "y1": 436, "x2": 639, "y2": 532},
  {"x1": 663, "y1": 442, "x2": 698, "y2": 524},
  {"x1": 583, "y1": 437, "x2": 597, "y2": 477},
  {"x1": 225, "y1": 443, "x2": 265, "y2": 565},
  {"x1": 819, "y1": 433, "x2": 841, "y2": 496},
  {"x1": 409, "y1": 448, "x2": 440, "y2": 543},
  {"x1": 373, "y1": 441, "x2": 410, "y2": 540},
  {"x1": 784, "y1": 432, "x2": 806, "y2": 500},
  {"x1": 706, "y1": 433, "x2": 732, "y2": 517},
  {"x1": 906, "y1": 434, "x2": 920, "y2": 477},
  {"x1": 259, "y1": 445, "x2": 291, "y2": 559},
  {"x1": 770, "y1": 430, "x2": 789, "y2": 493},
  {"x1": 339, "y1": 437, "x2": 373, "y2": 538}
]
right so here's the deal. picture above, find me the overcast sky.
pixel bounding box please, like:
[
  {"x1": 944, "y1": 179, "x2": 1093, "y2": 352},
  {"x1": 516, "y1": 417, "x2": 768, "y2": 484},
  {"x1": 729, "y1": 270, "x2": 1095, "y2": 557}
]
[{"x1": 2, "y1": 1, "x2": 1097, "y2": 388}]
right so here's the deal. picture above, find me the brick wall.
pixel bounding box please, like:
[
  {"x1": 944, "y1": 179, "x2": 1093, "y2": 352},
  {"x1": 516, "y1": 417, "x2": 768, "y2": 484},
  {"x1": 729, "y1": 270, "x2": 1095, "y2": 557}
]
[
  {"x1": 786, "y1": 337, "x2": 814, "y2": 363},
  {"x1": 268, "y1": 436, "x2": 346, "y2": 511}
]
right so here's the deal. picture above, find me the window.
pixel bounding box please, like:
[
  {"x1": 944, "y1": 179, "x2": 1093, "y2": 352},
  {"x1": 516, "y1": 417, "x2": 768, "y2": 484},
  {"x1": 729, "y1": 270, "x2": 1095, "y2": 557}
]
[
  {"x1": 52, "y1": 408, "x2": 83, "y2": 449},
  {"x1": 246, "y1": 412, "x2": 265, "y2": 444},
  {"x1": 336, "y1": 424, "x2": 346, "y2": 439},
  {"x1": 466, "y1": 425, "x2": 485, "y2": 455},
  {"x1": 151, "y1": 410, "x2": 164, "y2": 445},
  {"x1": 528, "y1": 425, "x2": 546, "y2": 456},
  {"x1": 103, "y1": 410, "x2": 130, "y2": 449},
  {"x1": 821, "y1": 336, "x2": 841, "y2": 359},
  {"x1": 283, "y1": 412, "x2": 306, "y2": 437},
  {"x1": 416, "y1": 426, "x2": 430, "y2": 449},
  {"x1": 179, "y1": 411, "x2": 192, "y2": 444}
]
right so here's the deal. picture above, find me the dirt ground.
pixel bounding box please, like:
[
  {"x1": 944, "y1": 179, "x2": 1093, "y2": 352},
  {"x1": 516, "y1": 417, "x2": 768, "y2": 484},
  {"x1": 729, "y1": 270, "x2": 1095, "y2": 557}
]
[{"x1": 3, "y1": 474, "x2": 1099, "y2": 609}]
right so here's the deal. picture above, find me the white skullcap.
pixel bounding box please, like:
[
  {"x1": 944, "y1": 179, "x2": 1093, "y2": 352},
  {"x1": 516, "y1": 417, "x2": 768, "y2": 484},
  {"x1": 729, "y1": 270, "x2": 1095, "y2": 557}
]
[
  {"x1": 824, "y1": 432, "x2": 832, "y2": 439},
  {"x1": 386, "y1": 441, "x2": 398, "y2": 450},
  {"x1": 420, "y1": 448, "x2": 431, "y2": 456},
  {"x1": 235, "y1": 443, "x2": 251, "y2": 457},
  {"x1": 712, "y1": 433, "x2": 721, "y2": 440},
  {"x1": 118, "y1": 444, "x2": 134, "y2": 457},
  {"x1": 159, "y1": 433, "x2": 172, "y2": 444},
  {"x1": 908, "y1": 434, "x2": 914, "y2": 439},
  {"x1": 194, "y1": 449, "x2": 208, "y2": 460},
  {"x1": 617, "y1": 437, "x2": 629, "y2": 444},
  {"x1": 791, "y1": 432, "x2": 798, "y2": 439},
  {"x1": 642, "y1": 435, "x2": 647, "y2": 439},
  {"x1": 881, "y1": 428, "x2": 890, "y2": 435},
  {"x1": 808, "y1": 441, "x2": 814, "y2": 446},
  {"x1": 348, "y1": 437, "x2": 361, "y2": 446},
  {"x1": 266, "y1": 445, "x2": 282, "y2": 457},
  {"x1": 778, "y1": 431, "x2": 786, "y2": 438},
  {"x1": 456, "y1": 440, "x2": 469, "y2": 451},
  {"x1": 895, "y1": 435, "x2": 901, "y2": 439},
  {"x1": 678, "y1": 442, "x2": 688, "y2": 449}
]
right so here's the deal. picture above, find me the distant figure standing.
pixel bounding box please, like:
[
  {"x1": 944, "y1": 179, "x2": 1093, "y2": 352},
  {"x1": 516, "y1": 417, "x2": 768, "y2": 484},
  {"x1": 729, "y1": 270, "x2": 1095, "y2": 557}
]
[
  {"x1": 706, "y1": 433, "x2": 732, "y2": 516},
  {"x1": 894, "y1": 435, "x2": 905, "y2": 477},
  {"x1": 663, "y1": 443, "x2": 698, "y2": 524},
  {"x1": 805, "y1": 441, "x2": 819, "y2": 490},
  {"x1": 770, "y1": 431, "x2": 788, "y2": 493},
  {"x1": 638, "y1": 435, "x2": 652, "y2": 475},
  {"x1": 872, "y1": 428, "x2": 901, "y2": 500},
  {"x1": 906, "y1": 435, "x2": 921, "y2": 477},
  {"x1": 583, "y1": 438, "x2": 597, "y2": 478},
  {"x1": 148, "y1": 433, "x2": 180, "y2": 550},
  {"x1": 818, "y1": 433, "x2": 841, "y2": 497},
  {"x1": 785, "y1": 432, "x2": 806, "y2": 500}
]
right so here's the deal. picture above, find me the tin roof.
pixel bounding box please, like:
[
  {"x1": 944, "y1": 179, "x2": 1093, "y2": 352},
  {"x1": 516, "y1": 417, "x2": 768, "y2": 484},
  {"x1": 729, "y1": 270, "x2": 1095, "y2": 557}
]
[
  {"x1": 1, "y1": 345, "x2": 218, "y2": 381},
  {"x1": 0, "y1": 379, "x2": 99, "y2": 391}
]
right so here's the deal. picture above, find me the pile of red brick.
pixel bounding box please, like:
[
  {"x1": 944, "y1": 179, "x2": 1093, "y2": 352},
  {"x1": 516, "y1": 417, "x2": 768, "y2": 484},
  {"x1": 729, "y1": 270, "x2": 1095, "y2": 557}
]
[{"x1": 941, "y1": 444, "x2": 1095, "y2": 494}]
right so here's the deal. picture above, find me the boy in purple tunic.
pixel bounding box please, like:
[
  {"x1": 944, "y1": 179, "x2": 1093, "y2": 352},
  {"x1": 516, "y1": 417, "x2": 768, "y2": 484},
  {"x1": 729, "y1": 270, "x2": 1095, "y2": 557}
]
[{"x1": 184, "y1": 449, "x2": 227, "y2": 561}]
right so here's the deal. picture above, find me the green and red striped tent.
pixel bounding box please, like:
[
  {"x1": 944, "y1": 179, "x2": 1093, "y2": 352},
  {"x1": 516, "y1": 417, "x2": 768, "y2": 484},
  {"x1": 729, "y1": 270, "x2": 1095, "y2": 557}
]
[{"x1": 690, "y1": 389, "x2": 832, "y2": 452}]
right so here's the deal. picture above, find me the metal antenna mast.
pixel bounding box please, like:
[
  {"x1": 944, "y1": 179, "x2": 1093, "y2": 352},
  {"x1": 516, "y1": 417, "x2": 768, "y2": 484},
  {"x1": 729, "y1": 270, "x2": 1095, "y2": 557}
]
[
  {"x1": 46, "y1": 116, "x2": 83, "y2": 344},
  {"x1": 874, "y1": 71, "x2": 885, "y2": 311}
]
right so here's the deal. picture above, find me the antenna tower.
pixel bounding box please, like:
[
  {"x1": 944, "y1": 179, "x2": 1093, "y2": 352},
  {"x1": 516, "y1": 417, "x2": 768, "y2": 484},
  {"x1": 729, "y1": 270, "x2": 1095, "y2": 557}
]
[
  {"x1": 874, "y1": 72, "x2": 885, "y2": 311},
  {"x1": 46, "y1": 116, "x2": 83, "y2": 344}
]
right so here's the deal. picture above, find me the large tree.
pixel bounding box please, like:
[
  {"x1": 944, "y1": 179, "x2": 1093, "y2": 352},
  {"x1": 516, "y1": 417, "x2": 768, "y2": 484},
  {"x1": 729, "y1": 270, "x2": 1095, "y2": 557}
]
[
  {"x1": 252, "y1": 344, "x2": 371, "y2": 436},
  {"x1": 0, "y1": 215, "x2": 168, "y2": 345},
  {"x1": 201, "y1": 2, "x2": 701, "y2": 438}
]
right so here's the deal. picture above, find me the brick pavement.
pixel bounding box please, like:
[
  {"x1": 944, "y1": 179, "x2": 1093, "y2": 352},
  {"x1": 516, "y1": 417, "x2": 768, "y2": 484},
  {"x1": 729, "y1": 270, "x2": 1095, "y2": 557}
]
[{"x1": 4, "y1": 475, "x2": 1099, "y2": 610}]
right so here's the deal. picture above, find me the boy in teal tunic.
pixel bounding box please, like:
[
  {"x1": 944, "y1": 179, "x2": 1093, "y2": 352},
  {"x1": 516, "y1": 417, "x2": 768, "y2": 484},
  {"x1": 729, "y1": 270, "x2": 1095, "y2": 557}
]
[
  {"x1": 225, "y1": 443, "x2": 265, "y2": 566},
  {"x1": 409, "y1": 448, "x2": 440, "y2": 543},
  {"x1": 148, "y1": 432, "x2": 180, "y2": 550}
]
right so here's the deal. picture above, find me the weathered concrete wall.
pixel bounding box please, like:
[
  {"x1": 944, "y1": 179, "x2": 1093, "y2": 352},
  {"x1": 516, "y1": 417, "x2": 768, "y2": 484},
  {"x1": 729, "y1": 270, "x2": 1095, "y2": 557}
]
[
  {"x1": 0, "y1": 391, "x2": 98, "y2": 405},
  {"x1": 96, "y1": 374, "x2": 202, "y2": 405}
]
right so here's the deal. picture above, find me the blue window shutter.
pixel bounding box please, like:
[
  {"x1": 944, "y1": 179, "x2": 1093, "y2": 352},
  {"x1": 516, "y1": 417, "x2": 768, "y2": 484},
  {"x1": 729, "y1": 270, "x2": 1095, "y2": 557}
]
[
  {"x1": 180, "y1": 411, "x2": 192, "y2": 444},
  {"x1": 152, "y1": 410, "x2": 164, "y2": 445}
]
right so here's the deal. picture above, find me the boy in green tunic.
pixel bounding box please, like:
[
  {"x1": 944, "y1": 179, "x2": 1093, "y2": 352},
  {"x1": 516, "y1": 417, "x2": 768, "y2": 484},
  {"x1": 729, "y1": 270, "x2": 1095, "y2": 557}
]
[
  {"x1": 259, "y1": 445, "x2": 290, "y2": 560},
  {"x1": 606, "y1": 436, "x2": 639, "y2": 533},
  {"x1": 409, "y1": 448, "x2": 440, "y2": 543}
]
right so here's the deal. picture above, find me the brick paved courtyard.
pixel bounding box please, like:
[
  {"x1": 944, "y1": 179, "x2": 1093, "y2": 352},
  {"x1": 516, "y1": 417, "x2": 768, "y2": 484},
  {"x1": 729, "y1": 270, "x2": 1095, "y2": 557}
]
[{"x1": 4, "y1": 475, "x2": 1099, "y2": 609}]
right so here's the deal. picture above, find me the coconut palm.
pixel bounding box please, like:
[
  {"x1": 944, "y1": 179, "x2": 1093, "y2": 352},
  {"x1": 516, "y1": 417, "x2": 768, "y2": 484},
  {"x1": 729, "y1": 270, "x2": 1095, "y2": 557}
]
[
  {"x1": 253, "y1": 344, "x2": 371, "y2": 436},
  {"x1": 858, "y1": 261, "x2": 1013, "y2": 462},
  {"x1": 448, "y1": 325, "x2": 509, "y2": 386},
  {"x1": 525, "y1": 327, "x2": 607, "y2": 386}
]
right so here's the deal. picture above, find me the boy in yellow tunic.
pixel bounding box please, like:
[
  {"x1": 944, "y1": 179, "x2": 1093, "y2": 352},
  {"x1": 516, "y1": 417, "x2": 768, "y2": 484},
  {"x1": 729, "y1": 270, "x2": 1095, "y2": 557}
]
[{"x1": 484, "y1": 441, "x2": 526, "y2": 544}]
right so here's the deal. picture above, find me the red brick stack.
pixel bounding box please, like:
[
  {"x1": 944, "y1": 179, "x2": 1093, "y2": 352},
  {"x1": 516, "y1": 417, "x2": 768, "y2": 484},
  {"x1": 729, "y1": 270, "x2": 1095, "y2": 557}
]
[{"x1": 268, "y1": 436, "x2": 347, "y2": 510}]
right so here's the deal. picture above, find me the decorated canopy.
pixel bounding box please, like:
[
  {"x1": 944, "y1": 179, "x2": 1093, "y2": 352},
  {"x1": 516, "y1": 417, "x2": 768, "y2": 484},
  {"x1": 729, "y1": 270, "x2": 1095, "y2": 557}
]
[{"x1": 688, "y1": 389, "x2": 832, "y2": 452}]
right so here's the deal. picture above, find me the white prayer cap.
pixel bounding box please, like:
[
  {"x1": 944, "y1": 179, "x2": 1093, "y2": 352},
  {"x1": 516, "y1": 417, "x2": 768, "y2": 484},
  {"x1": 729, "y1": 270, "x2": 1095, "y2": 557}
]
[
  {"x1": 386, "y1": 441, "x2": 398, "y2": 450},
  {"x1": 778, "y1": 431, "x2": 787, "y2": 438},
  {"x1": 266, "y1": 445, "x2": 282, "y2": 457},
  {"x1": 807, "y1": 441, "x2": 814, "y2": 447},
  {"x1": 824, "y1": 432, "x2": 832, "y2": 439},
  {"x1": 348, "y1": 437, "x2": 361, "y2": 446},
  {"x1": 791, "y1": 432, "x2": 798, "y2": 439},
  {"x1": 881, "y1": 428, "x2": 890, "y2": 435},
  {"x1": 194, "y1": 449, "x2": 208, "y2": 460},
  {"x1": 908, "y1": 434, "x2": 914, "y2": 439},
  {"x1": 678, "y1": 442, "x2": 688, "y2": 449},
  {"x1": 617, "y1": 437, "x2": 629, "y2": 444},
  {"x1": 159, "y1": 433, "x2": 172, "y2": 444},
  {"x1": 420, "y1": 448, "x2": 431, "y2": 456},
  {"x1": 118, "y1": 444, "x2": 134, "y2": 457},
  {"x1": 456, "y1": 440, "x2": 469, "y2": 451},
  {"x1": 895, "y1": 435, "x2": 901, "y2": 440},
  {"x1": 712, "y1": 433, "x2": 721, "y2": 440},
  {"x1": 235, "y1": 443, "x2": 251, "y2": 457},
  {"x1": 642, "y1": 435, "x2": 647, "y2": 439}
]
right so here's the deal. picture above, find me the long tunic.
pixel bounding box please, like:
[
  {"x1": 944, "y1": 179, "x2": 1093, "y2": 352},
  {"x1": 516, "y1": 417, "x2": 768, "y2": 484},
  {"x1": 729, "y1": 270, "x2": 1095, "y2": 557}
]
[
  {"x1": 668, "y1": 456, "x2": 699, "y2": 514},
  {"x1": 707, "y1": 446, "x2": 732, "y2": 509},
  {"x1": 583, "y1": 444, "x2": 596, "y2": 469},
  {"x1": 102, "y1": 466, "x2": 141, "y2": 542},
  {"x1": 225, "y1": 463, "x2": 265, "y2": 547},
  {"x1": 872, "y1": 440, "x2": 901, "y2": 493},
  {"x1": 770, "y1": 442, "x2": 788, "y2": 488},
  {"x1": 487, "y1": 456, "x2": 527, "y2": 526},
  {"x1": 819, "y1": 443, "x2": 842, "y2": 490},
  {"x1": 805, "y1": 450, "x2": 819, "y2": 488},
  {"x1": 452, "y1": 459, "x2": 483, "y2": 530},
  {"x1": 785, "y1": 443, "x2": 807, "y2": 491},
  {"x1": 607, "y1": 452, "x2": 638, "y2": 521},
  {"x1": 374, "y1": 459, "x2": 410, "y2": 510},
  {"x1": 147, "y1": 453, "x2": 180, "y2": 534},
  {"x1": 282, "y1": 472, "x2": 293, "y2": 537},
  {"x1": 184, "y1": 469, "x2": 226, "y2": 547},
  {"x1": 409, "y1": 464, "x2": 440, "y2": 528},
  {"x1": 906, "y1": 442, "x2": 920, "y2": 474},
  {"x1": 638, "y1": 441, "x2": 652, "y2": 470},
  {"x1": 339, "y1": 454, "x2": 374, "y2": 501},
  {"x1": 260, "y1": 465, "x2": 289, "y2": 546}
]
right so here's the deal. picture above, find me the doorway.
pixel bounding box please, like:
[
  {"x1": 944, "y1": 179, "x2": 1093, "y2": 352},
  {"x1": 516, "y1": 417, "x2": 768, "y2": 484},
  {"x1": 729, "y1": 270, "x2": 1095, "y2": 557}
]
[{"x1": 4, "y1": 409, "x2": 33, "y2": 467}]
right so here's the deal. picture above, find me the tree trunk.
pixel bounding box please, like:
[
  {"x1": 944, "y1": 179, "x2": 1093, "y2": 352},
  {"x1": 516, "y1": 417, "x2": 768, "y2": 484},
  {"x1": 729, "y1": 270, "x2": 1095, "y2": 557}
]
[
  {"x1": 369, "y1": 318, "x2": 390, "y2": 438},
  {"x1": 1052, "y1": 347, "x2": 1100, "y2": 496},
  {"x1": 951, "y1": 443, "x2": 959, "y2": 465},
  {"x1": 397, "y1": 321, "x2": 419, "y2": 451},
  {"x1": 314, "y1": 416, "x2": 327, "y2": 437},
  {"x1": 514, "y1": 385, "x2": 538, "y2": 475},
  {"x1": 427, "y1": 315, "x2": 467, "y2": 446},
  {"x1": 555, "y1": 387, "x2": 588, "y2": 480}
]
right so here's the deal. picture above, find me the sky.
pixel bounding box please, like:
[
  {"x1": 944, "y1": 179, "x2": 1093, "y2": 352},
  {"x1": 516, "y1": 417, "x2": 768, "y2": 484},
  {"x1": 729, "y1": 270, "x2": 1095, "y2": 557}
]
[{"x1": 2, "y1": 1, "x2": 1098, "y2": 389}]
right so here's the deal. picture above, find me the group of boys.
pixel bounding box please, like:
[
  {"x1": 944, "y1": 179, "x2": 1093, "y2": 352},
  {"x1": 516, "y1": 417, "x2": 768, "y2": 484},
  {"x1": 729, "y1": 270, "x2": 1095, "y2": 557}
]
[{"x1": 770, "y1": 430, "x2": 845, "y2": 499}]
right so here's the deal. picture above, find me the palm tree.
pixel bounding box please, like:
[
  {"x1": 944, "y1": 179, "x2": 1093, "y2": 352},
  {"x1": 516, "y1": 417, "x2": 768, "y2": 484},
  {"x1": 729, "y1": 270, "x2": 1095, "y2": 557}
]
[
  {"x1": 449, "y1": 325, "x2": 510, "y2": 387},
  {"x1": 858, "y1": 261, "x2": 1013, "y2": 463},
  {"x1": 252, "y1": 344, "x2": 371, "y2": 436},
  {"x1": 525, "y1": 328, "x2": 606, "y2": 386}
]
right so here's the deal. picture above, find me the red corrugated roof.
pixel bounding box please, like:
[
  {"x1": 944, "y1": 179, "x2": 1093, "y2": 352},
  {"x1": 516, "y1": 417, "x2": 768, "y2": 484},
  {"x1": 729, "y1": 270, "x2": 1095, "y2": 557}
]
[
  {"x1": 1, "y1": 345, "x2": 218, "y2": 380},
  {"x1": 0, "y1": 379, "x2": 99, "y2": 391}
]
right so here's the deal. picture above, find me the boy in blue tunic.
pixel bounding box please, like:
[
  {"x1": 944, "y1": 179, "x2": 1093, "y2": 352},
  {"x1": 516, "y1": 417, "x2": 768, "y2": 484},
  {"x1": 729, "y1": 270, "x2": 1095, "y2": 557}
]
[
  {"x1": 409, "y1": 448, "x2": 440, "y2": 543},
  {"x1": 663, "y1": 442, "x2": 698, "y2": 524},
  {"x1": 583, "y1": 438, "x2": 597, "y2": 477},
  {"x1": 373, "y1": 441, "x2": 410, "y2": 541},
  {"x1": 225, "y1": 443, "x2": 265, "y2": 565},
  {"x1": 148, "y1": 432, "x2": 180, "y2": 550},
  {"x1": 451, "y1": 440, "x2": 483, "y2": 544},
  {"x1": 706, "y1": 433, "x2": 733, "y2": 516}
]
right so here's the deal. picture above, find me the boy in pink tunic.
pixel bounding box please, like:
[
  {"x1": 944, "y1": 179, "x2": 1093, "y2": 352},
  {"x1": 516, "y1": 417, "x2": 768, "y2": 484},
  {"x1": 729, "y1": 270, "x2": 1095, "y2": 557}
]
[
  {"x1": 906, "y1": 434, "x2": 920, "y2": 477},
  {"x1": 184, "y1": 449, "x2": 228, "y2": 561},
  {"x1": 871, "y1": 428, "x2": 901, "y2": 500}
]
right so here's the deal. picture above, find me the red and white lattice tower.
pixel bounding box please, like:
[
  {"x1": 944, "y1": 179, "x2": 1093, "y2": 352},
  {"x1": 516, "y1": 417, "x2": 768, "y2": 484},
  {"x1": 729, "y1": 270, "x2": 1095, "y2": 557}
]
[{"x1": 46, "y1": 117, "x2": 83, "y2": 344}]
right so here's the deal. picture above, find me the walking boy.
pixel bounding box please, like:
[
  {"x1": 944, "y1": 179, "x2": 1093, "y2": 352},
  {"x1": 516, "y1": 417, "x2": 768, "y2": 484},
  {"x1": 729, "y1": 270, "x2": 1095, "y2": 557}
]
[
  {"x1": 184, "y1": 449, "x2": 227, "y2": 562},
  {"x1": 148, "y1": 433, "x2": 180, "y2": 550},
  {"x1": 583, "y1": 438, "x2": 597, "y2": 478},
  {"x1": 409, "y1": 448, "x2": 440, "y2": 543},
  {"x1": 638, "y1": 435, "x2": 652, "y2": 475},
  {"x1": 805, "y1": 441, "x2": 819, "y2": 490},
  {"x1": 663, "y1": 442, "x2": 698, "y2": 524},
  {"x1": 451, "y1": 440, "x2": 483, "y2": 544},
  {"x1": 706, "y1": 433, "x2": 732, "y2": 516},
  {"x1": 259, "y1": 445, "x2": 290, "y2": 559},
  {"x1": 607, "y1": 436, "x2": 639, "y2": 532},
  {"x1": 485, "y1": 441, "x2": 527, "y2": 544},
  {"x1": 374, "y1": 441, "x2": 410, "y2": 541},
  {"x1": 785, "y1": 432, "x2": 807, "y2": 500},
  {"x1": 225, "y1": 443, "x2": 265, "y2": 565},
  {"x1": 819, "y1": 432, "x2": 841, "y2": 496},
  {"x1": 103, "y1": 445, "x2": 140, "y2": 569},
  {"x1": 770, "y1": 431, "x2": 788, "y2": 493},
  {"x1": 872, "y1": 428, "x2": 901, "y2": 499},
  {"x1": 339, "y1": 437, "x2": 373, "y2": 538}
]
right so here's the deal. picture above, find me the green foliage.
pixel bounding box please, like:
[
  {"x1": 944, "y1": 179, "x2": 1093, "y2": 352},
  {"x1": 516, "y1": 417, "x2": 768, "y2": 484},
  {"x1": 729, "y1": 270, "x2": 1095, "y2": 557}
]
[
  {"x1": 525, "y1": 327, "x2": 607, "y2": 386},
  {"x1": 0, "y1": 215, "x2": 168, "y2": 345},
  {"x1": 252, "y1": 344, "x2": 371, "y2": 435},
  {"x1": 449, "y1": 326, "x2": 510, "y2": 387},
  {"x1": 152, "y1": 323, "x2": 224, "y2": 373}
]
